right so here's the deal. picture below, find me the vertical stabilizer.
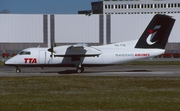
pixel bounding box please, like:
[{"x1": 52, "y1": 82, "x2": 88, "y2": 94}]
[{"x1": 135, "y1": 14, "x2": 175, "y2": 49}]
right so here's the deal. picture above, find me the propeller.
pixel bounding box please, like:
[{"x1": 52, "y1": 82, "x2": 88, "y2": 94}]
[
  {"x1": 48, "y1": 43, "x2": 57, "y2": 53},
  {"x1": 47, "y1": 42, "x2": 56, "y2": 63}
]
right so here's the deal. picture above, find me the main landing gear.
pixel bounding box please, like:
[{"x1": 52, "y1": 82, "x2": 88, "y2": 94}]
[
  {"x1": 76, "y1": 67, "x2": 84, "y2": 73},
  {"x1": 75, "y1": 59, "x2": 84, "y2": 73}
]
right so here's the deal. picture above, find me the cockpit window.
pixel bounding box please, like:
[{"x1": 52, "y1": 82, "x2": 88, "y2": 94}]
[{"x1": 18, "y1": 51, "x2": 31, "y2": 55}]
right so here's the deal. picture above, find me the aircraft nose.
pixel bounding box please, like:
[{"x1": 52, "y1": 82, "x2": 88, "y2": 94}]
[
  {"x1": 4, "y1": 57, "x2": 16, "y2": 66},
  {"x1": 4, "y1": 59, "x2": 11, "y2": 66},
  {"x1": 4, "y1": 56, "x2": 20, "y2": 66}
]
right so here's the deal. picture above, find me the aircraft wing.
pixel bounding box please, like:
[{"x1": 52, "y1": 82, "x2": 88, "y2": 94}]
[{"x1": 53, "y1": 43, "x2": 102, "y2": 57}]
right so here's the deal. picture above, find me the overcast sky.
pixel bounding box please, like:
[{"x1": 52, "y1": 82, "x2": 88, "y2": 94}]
[{"x1": 0, "y1": 0, "x2": 95, "y2": 14}]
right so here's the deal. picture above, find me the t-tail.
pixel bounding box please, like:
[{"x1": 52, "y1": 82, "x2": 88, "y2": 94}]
[{"x1": 135, "y1": 14, "x2": 175, "y2": 49}]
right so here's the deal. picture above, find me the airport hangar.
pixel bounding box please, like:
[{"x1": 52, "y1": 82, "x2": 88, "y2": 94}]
[
  {"x1": 1, "y1": 0, "x2": 180, "y2": 56},
  {"x1": 0, "y1": 13, "x2": 180, "y2": 57}
]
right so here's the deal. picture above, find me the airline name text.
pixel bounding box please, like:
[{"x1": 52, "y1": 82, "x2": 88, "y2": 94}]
[
  {"x1": 24, "y1": 58, "x2": 37, "y2": 63},
  {"x1": 115, "y1": 53, "x2": 150, "y2": 57},
  {"x1": 135, "y1": 54, "x2": 150, "y2": 56}
]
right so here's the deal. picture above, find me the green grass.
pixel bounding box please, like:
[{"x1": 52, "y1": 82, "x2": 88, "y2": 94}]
[
  {"x1": 0, "y1": 61, "x2": 4, "y2": 66},
  {"x1": 0, "y1": 76, "x2": 180, "y2": 111}
]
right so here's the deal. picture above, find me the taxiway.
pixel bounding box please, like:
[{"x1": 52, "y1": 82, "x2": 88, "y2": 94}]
[{"x1": 0, "y1": 65, "x2": 180, "y2": 77}]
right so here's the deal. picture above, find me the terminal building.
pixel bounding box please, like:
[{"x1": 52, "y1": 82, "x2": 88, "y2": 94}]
[
  {"x1": 1, "y1": 0, "x2": 180, "y2": 56},
  {"x1": 79, "y1": 0, "x2": 180, "y2": 14}
]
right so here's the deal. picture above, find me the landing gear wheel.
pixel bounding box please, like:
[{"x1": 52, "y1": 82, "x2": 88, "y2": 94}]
[
  {"x1": 16, "y1": 69, "x2": 21, "y2": 73},
  {"x1": 76, "y1": 67, "x2": 84, "y2": 73}
]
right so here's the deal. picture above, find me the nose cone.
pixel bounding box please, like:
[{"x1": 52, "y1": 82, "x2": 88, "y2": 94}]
[
  {"x1": 4, "y1": 56, "x2": 17, "y2": 66},
  {"x1": 4, "y1": 55, "x2": 21, "y2": 66},
  {"x1": 4, "y1": 59, "x2": 11, "y2": 66}
]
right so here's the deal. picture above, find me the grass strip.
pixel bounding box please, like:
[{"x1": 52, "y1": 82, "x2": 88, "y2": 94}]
[
  {"x1": 0, "y1": 76, "x2": 180, "y2": 111},
  {"x1": 0, "y1": 61, "x2": 4, "y2": 66}
]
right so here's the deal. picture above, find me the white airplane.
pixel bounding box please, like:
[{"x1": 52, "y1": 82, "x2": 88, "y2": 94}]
[{"x1": 5, "y1": 14, "x2": 175, "y2": 73}]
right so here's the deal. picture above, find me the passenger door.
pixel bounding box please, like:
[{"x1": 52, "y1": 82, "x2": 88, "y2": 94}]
[{"x1": 38, "y1": 50, "x2": 46, "y2": 64}]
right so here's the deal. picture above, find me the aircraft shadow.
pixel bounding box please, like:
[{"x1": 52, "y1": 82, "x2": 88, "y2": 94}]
[
  {"x1": 58, "y1": 70, "x2": 151, "y2": 74},
  {"x1": 125, "y1": 70, "x2": 151, "y2": 72},
  {"x1": 57, "y1": 70, "x2": 99, "y2": 74},
  {"x1": 41, "y1": 70, "x2": 151, "y2": 74},
  {"x1": 58, "y1": 70, "x2": 77, "y2": 74}
]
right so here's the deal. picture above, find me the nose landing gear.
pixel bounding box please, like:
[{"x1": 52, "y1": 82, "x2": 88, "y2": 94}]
[{"x1": 15, "y1": 67, "x2": 21, "y2": 73}]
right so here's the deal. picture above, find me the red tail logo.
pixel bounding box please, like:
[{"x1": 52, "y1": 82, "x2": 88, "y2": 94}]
[{"x1": 146, "y1": 25, "x2": 161, "y2": 45}]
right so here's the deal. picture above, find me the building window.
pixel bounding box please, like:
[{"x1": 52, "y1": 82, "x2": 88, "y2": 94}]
[
  {"x1": 111, "y1": 5, "x2": 114, "y2": 9},
  {"x1": 168, "y1": 4, "x2": 170, "y2": 8},
  {"x1": 108, "y1": 5, "x2": 111, "y2": 9},
  {"x1": 164, "y1": 4, "x2": 166, "y2": 8},
  {"x1": 157, "y1": 4, "x2": 160, "y2": 8},
  {"x1": 121, "y1": 5, "x2": 124, "y2": 9},
  {"x1": 151, "y1": 4, "x2": 153, "y2": 8},
  {"x1": 128, "y1": 4, "x2": 131, "y2": 9},
  {"x1": 161, "y1": 4, "x2": 163, "y2": 8},
  {"x1": 144, "y1": 4, "x2": 146, "y2": 8},
  {"x1": 171, "y1": 4, "x2": 174, "y2": 8},
  {"x1": 141, "y1": 4, "x2": 144, "y2": 8},
  {"x1": 105, "y1": 5, "x2": 107, "y2": 9},
  {"x1": 154, "y1": 4, "x2": 156, "y2": 8},
  {"x1": 174, "y1": 3, "x2": 177, "y2": 8},
  {"x1": 132, "y1": 4, "x2": 134, "y2": 8}
]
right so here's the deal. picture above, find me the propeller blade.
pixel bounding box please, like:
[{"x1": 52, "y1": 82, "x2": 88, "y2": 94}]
[{"x1": 47, "y1": 42, "x2": 54, "y2": 52}]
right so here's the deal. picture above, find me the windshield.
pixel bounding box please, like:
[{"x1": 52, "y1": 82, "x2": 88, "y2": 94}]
[{"x1": 18, "y1": 51, "x2": 31, "y2": 55}]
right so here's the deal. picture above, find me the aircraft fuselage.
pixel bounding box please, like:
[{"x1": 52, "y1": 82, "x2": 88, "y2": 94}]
[{"x1": 5, "y1": 46, "x2": 164, "y2": 67}]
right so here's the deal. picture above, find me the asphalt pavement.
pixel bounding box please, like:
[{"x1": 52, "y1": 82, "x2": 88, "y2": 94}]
[{"x1": 0, "y1": 65, "x2": 180, "y2": 77}]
